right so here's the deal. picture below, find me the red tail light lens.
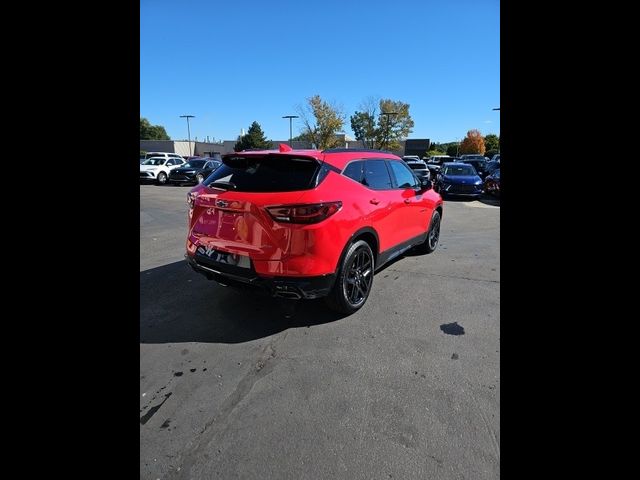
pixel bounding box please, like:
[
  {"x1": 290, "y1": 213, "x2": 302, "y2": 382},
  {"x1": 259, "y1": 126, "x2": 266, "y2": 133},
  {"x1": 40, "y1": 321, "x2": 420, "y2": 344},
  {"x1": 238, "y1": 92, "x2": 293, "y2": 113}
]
[{"x1": 266, "y1": 202, "x2": 342, "y2": 224}]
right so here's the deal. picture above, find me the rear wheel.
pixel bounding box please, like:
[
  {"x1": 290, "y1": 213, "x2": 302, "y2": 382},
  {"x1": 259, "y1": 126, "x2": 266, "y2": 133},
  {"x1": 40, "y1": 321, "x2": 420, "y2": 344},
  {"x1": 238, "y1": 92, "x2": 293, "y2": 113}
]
[
  {"x1": 416, "y1": 210, "x2": 441, "y2": 254},
  {"x1": 325, "y1": 240, "x2": 374, "y2": 314},
  {"x1": 156, "y1": 172, "x2": 167, "y2": 185}
]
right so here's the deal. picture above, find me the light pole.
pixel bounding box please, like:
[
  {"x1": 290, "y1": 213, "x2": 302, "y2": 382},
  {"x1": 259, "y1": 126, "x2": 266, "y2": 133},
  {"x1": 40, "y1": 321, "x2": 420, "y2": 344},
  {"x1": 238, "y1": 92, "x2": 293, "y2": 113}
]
[
  {"x1": 282, "y1": 115, "x2": 299, "y2": 147},
  {"x1": 180, "y1": 115, "x2": 195, "y2": 156},
  {"x1": 379, "y1": 112, "x2": 398, "y2": 150}
]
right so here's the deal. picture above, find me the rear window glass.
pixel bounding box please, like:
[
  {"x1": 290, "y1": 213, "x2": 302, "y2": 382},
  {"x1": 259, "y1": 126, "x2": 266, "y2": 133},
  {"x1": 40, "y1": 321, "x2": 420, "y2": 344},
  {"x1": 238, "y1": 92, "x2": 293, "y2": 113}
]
[
  {"x1": 204, "y1": 155, "x2": 320, "y2": 192},
  {"x1": 407, "y1": 163, "x2": 425, "y2": 170},
  {"x1": 142, "y1": 158, "x2": 165, "y2": 166},
  {"x1": 183, "y1": 160, "x2": 207, "y2": 169},
  {"x1": 442, "y1": 164, "x2": 477, "y2": 176}
]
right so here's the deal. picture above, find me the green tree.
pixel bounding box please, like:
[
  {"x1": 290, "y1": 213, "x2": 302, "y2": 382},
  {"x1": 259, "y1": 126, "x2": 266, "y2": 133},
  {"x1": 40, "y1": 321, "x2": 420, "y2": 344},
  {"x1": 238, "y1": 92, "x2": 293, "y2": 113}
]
[
  {"x1": 375, "y1": 99, "x2": 414, "y2": 151},
  {"x1": 350, "y1": 96, "x2": 378, "y2": 148},
  {"x1": 234, "y1": 121, "x2": 272, "y2": 151},
  {"x1": 459, "y1": 129, "x2": 486, "y2": 155},
  {"x1": 484, "y1": 133, "x2": 499, "y2": 152},
  {"x1": 350, "y1": 98, "x2": 414, "y2": 151},
  {"x1": 427, "y1": 142, "x2": 446, "y2": 156},
  {"x1": 297, "y1": 95, "x2": 345, "y2": 150},
  {"x1": 446, "y1": 144, "x2": 459, "y2": 157},
  {"x1": 140, "y1": 117, "x2": 170, "y2": 140}
]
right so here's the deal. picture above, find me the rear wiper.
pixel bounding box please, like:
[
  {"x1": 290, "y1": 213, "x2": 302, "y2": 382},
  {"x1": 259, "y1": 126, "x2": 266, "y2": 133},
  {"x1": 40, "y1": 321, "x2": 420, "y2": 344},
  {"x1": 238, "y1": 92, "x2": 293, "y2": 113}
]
[{"x1": 208, "y1": 181, "x2": 237, "y2": 190}]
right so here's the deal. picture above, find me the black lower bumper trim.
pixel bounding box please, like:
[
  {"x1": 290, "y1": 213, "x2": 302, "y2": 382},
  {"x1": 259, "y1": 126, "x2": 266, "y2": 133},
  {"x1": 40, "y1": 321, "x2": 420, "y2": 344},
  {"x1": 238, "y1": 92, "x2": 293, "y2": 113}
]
[{"x1": 186, "y1": 255, "x2": 336, "y2": 299}]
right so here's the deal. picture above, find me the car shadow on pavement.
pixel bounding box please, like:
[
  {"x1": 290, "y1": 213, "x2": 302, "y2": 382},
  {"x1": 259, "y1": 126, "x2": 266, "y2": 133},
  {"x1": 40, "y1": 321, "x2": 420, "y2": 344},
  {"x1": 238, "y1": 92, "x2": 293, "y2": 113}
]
[{"x1": 140, "y1": 260, "x2": 347, "y2": 344}]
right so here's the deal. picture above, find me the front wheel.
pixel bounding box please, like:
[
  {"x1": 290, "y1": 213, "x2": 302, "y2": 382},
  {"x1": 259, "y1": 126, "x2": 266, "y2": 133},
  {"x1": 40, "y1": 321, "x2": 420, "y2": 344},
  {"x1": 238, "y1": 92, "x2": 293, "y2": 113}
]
[
  {"x1": 325, "y1": 240, "x2": 374, "y2": 314},
  {"x1": 156, "y1": 172, "x2": 167, "y2": 185},
  {"x1": 196, "y1": 173, "x2": 204, "y2": 184},
  {"x1": 416, "y1": 210, "x2": 441, "y2": 254}
]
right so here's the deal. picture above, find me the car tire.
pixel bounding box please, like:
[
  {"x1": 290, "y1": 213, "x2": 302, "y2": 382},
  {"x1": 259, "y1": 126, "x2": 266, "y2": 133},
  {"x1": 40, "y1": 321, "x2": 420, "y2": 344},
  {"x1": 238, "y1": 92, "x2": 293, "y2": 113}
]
[
  {"x1": 325, "y1": 240, "x2": 374, "y2": 314},
  {"x1": 157, "y1": 172, "x2": 167, "y2": 185},
  {"x1": 416, "y1": 210, "x2": 441, "y2": 254},
  {"x1": 196, "y1": 174, "x2": 204, "y2": 184}
]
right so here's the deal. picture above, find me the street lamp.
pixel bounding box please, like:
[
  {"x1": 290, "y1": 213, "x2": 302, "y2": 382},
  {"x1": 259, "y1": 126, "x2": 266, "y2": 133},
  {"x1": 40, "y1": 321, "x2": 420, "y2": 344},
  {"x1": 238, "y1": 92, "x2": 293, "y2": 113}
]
[
  {"x1": 379, "y1": 112, "x2": 398, "y2": 150},
  {"x1": 282, "y1": 115, "x2": 299, "y2": 147},
  {"x1": 180, "y1": 115, "x2": 195, "y2": 156}
]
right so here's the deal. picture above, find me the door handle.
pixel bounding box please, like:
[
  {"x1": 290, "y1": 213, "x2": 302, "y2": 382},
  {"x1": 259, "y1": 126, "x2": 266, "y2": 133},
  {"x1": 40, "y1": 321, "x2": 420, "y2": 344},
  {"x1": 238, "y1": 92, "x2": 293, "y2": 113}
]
[
  {"x1": 370, "y1": 198, "x2": 380, "y2": 205},
  {"x1": 404, "y1": 199, "x2": 411, "y2": 204}
]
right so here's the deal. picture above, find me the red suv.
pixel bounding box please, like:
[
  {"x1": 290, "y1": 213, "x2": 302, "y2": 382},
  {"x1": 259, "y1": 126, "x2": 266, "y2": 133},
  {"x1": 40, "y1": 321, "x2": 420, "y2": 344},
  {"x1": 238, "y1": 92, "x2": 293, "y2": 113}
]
[{"x1": 185, "y1": 146, "x2": 443, "y2": 313}]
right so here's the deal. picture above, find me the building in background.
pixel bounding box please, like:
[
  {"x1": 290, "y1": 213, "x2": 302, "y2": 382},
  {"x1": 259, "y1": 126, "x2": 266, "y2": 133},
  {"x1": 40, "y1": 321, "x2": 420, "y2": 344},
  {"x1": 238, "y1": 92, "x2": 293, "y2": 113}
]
[
  {"x1": 141, "y1": 136, "x2": 429, "y2": 158},
  {"x1": 403, "y1": 139, "x2": 431, "y2": 158}
]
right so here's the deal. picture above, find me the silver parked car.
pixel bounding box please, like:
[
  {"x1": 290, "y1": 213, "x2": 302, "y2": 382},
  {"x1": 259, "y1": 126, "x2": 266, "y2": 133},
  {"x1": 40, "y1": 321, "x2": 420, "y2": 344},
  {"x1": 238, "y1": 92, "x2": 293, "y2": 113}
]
[{"x1": 402, "y1": 156, "x2": 431, "y2": 181}]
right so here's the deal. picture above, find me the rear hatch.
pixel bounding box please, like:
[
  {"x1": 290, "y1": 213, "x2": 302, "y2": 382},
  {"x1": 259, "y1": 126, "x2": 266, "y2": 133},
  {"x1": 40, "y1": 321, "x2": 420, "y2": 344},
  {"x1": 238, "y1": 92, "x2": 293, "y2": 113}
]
[{"x1": 188, "y1": 153, "x2": 323, "y2": 260}]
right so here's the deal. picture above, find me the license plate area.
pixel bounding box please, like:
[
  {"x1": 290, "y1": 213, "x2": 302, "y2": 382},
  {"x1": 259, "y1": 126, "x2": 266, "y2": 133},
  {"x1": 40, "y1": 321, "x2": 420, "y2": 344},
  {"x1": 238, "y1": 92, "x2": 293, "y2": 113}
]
[{"x1": 195, "y1": 246, "x2": 251, "y2": 268}]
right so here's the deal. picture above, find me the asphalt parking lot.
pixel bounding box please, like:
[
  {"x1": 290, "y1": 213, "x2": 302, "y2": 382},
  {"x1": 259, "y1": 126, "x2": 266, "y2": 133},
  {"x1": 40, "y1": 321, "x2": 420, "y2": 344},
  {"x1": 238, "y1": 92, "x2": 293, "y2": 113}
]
[{"x1": 140, "y1": 184, "x2": 500, "y2": 479}]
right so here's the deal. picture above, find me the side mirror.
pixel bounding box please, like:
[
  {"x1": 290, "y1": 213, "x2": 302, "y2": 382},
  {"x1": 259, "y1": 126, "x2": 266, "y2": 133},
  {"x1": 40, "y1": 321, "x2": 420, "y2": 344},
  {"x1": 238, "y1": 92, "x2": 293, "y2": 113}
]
[{"x1": 420, "y1": 177, "x2": 432, "y2": 190}]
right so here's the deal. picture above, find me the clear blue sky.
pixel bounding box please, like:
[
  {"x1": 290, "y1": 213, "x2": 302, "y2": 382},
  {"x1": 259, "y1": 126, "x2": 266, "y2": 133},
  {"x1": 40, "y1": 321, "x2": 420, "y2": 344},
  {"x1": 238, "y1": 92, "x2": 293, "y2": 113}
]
[{"x1": 141, "y1": 0, "x2": 499, "y2": 144}]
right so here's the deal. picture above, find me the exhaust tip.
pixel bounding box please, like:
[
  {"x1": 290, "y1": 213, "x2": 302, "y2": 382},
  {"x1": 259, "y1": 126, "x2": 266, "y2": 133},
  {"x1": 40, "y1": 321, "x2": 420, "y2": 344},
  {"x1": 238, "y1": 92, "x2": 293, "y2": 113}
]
[{"x1": 273, "y1": 287, "x2": 302, "y2": 300}]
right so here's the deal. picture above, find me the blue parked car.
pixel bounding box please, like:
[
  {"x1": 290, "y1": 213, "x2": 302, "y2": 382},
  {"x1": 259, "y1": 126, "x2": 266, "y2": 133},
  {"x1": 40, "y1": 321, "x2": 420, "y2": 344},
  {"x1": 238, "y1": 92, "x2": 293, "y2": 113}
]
[{"x1": 434, "y1": 162, "x2": 484, "y2": 198}]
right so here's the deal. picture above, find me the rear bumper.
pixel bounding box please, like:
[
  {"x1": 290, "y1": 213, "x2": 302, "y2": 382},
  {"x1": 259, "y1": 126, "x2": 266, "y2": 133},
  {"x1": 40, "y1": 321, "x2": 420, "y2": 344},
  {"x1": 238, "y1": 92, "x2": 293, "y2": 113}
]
[{"x1": 185, "y1": 254, "x2": 336, "y2": 300}]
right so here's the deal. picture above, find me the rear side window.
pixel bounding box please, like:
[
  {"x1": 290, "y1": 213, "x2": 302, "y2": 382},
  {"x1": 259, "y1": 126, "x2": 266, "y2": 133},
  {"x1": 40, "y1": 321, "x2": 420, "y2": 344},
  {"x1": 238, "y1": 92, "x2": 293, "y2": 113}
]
[
  {"x1": 204, "y1": 155, "x2": 320, "y2": 192},
  {"x1": 363, "y1": 160, "x2": 393, "y2": 190}
]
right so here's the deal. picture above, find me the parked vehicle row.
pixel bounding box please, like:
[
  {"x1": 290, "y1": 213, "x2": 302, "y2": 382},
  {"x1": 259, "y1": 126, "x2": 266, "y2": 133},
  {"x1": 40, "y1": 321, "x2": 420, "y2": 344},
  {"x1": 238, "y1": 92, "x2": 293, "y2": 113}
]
[
  {"x1": 140, "y1": 154, "x2": 222, "y2": 185},
  {"x1": 140, "y1": 150, "x2": 501, "y2": 197},
  {"x1": 425, "y1": 154, "x2": 501, "y2": 199},
  {"x1": 169, "y1": 159, "x2": 221, "y2": 185}
]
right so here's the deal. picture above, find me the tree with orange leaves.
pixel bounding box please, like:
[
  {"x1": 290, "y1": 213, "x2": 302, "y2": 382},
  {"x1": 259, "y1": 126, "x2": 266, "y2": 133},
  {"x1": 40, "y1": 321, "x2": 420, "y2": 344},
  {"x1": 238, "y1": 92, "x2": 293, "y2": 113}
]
[{"x1": 459, "y1": 129, "x2": 486, "y2": 155}]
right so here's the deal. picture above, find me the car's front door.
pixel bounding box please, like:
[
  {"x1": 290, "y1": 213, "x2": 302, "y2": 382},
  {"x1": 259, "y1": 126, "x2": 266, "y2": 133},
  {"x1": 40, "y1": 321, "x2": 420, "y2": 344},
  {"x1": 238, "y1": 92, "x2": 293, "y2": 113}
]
[{"x1": 386, "y1": 160, "x2": 431, "y2": 240}]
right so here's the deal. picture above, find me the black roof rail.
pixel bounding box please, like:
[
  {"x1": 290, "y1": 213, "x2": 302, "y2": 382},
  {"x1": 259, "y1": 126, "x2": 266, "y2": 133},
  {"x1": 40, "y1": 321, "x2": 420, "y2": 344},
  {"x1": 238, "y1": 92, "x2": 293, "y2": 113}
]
[{"x1": 321, "y1": 148, "x2": 395, "y2": 154}]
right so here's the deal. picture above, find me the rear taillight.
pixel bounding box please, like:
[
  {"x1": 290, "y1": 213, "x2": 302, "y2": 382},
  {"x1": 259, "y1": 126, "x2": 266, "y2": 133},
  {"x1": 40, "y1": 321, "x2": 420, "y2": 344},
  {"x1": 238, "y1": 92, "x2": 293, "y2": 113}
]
[{"x1": 266, "y1": 202, "x2": 342, "y2": 224}]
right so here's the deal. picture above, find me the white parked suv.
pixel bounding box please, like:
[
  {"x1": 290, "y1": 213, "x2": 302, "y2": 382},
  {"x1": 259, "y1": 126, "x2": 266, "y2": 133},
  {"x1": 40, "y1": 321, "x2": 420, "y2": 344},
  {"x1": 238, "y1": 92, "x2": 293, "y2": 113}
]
[{"x1": 140, "y1": 156, "x2": 185, "y2": 184}]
